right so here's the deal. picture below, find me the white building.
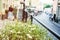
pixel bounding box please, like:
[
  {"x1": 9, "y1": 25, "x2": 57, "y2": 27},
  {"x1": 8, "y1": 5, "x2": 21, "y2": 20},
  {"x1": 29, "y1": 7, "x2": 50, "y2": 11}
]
[{"x1": 53, "y1": 0, "x2": 60, "y2": 20}]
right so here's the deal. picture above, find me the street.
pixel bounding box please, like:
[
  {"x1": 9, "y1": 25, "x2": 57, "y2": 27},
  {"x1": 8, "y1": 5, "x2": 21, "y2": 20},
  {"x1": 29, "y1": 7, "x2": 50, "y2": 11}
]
[{"x1": 33, "y1": 12, "x2": 60, "y2": 40}]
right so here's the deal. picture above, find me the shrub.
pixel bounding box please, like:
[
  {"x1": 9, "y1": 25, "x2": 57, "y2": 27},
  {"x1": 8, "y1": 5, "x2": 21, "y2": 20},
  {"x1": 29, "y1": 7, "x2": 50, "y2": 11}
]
[{"x1": 0, "y1": 21, "x2": 52, "y2": 40}]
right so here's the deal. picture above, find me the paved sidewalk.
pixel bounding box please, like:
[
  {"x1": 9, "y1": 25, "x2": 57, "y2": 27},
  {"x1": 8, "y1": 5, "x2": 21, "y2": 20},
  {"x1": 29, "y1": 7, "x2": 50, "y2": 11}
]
[{"x1": 0, "y1": 19, "x2": 16, "y2": 29}]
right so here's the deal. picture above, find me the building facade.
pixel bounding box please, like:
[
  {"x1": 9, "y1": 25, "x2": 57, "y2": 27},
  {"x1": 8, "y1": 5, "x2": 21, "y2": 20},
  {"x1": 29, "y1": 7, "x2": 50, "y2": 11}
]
[{"x1": 53, "y1": 0, "x2": 60, "y2": 21}]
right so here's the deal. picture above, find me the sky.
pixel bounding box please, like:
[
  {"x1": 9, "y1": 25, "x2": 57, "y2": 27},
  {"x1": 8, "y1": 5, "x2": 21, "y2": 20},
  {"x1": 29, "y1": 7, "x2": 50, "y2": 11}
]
[{"x1": 40, "y1": 0, "x2": 53, "y2": 5}]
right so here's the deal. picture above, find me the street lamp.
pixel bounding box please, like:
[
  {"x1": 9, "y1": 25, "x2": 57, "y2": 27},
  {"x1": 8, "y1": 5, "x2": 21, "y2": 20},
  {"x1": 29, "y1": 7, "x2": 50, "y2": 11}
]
[{"x1": 20, "y1": 0, "x2": 28, "y2": 22}]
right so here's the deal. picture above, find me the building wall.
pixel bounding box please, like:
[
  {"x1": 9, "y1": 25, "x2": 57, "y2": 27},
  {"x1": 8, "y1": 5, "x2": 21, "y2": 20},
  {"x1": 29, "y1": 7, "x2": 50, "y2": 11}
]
[
  {"x1": 0, "y1": 0, "x2": 3, "y2": 13},
  {"x1": 53, "y1": 0, "x2": 58, "y2": 15},
  {"x1": 53, "y1": 0, "x2": 60, "y2": 20},
  {"x1": 57, "y1": 0, "x2": 60, "y2": 19},
  {"x1": 0, "y1": 0, "x2": 43, "y2": 14}
]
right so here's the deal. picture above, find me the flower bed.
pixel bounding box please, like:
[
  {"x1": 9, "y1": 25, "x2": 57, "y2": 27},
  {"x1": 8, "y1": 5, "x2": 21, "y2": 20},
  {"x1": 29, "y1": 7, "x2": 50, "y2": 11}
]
[{"x1": 0, "y1": 21, "x2": 52, "y2": 40}]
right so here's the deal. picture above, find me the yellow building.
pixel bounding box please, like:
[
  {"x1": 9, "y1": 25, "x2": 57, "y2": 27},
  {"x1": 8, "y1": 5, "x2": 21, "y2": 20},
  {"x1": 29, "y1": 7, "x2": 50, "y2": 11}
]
[
  {"x1": 0, "y1": 0, "x2": 20, "y2": 14},
  {"x1": 0, "y1": 0, "x2": 3, "y2": 13},
  {"x1": 0, "y1": 0, "x2": 43, "y2": 14}
]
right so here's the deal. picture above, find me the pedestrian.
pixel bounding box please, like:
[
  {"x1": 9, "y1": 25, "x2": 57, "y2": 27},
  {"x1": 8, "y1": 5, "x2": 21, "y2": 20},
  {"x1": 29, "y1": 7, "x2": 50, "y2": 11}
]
[
  {"x1": 8, "y1": 5, "x2": 14, "y2": 20},
  {"x1": 53, "y1": 14, "x2": 56, "y2": 21}
]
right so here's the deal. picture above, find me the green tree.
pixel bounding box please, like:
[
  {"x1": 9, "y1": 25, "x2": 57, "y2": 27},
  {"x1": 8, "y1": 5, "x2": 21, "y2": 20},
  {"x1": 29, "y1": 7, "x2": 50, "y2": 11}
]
[{"x1": 44, "y1": 4, "x2": 52, "y2": 8}]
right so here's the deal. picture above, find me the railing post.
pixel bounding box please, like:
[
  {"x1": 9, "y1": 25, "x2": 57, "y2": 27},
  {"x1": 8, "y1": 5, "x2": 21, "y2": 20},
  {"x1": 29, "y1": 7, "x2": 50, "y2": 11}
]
[{"x1": 31, "y1": 15, "x2": 33, "y2": 24}]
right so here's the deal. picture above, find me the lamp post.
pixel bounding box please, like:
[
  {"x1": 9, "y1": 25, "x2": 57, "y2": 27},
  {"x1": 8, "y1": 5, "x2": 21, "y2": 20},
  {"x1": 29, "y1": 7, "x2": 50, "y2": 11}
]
[{"x1": 20, "y1": 0, "x2": 28, "y2": 22}]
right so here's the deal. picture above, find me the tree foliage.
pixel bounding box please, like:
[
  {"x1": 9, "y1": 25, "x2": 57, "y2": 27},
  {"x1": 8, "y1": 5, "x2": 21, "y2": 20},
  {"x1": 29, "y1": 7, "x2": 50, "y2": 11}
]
[{"x1": 44, "y1": 4, "x2": 52, "y2": 8}]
